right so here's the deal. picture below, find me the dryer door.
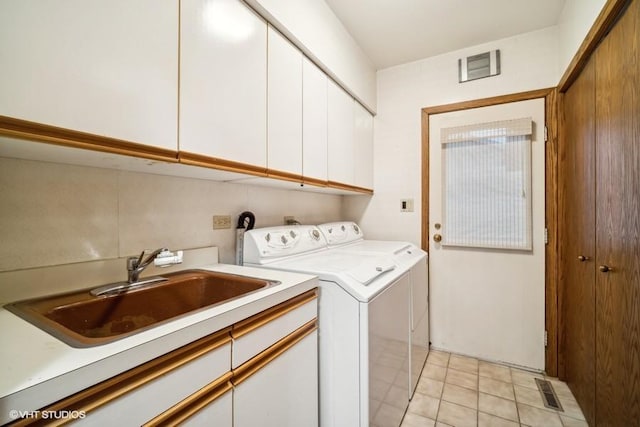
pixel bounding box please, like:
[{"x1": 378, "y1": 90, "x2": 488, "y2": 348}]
[
  {"x1": 368, "y1": 273, "x2": 410, "y2": 427},
  {"x1": 410, "y1": 256, "x2": 430, "y2": 396}
]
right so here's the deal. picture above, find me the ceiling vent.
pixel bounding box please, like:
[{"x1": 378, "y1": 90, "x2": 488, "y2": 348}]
[{"x1": 459, "y1": 49, "x2": 501, "y2": 83}]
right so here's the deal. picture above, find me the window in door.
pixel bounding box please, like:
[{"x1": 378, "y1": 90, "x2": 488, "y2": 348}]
[{"x1": 441, "y1": 117, "x2": 533, "y2": 250}]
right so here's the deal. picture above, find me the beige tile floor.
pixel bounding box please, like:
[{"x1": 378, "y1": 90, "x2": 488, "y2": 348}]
[{"x1": 401, "y1": 350, "x2": 588, "y2": 427}]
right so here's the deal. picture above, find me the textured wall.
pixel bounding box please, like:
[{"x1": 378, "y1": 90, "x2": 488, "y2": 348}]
[{"x1": 0, "y1": 157, "x2": 343, "y2": 271}]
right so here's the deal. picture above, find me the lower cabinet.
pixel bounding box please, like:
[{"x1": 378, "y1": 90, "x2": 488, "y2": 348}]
[
  {"x1": 83, "y1": 329, "x2": 233, "y2": 426},
  {"x1": 10, "y1": 289, "x2": 318, "y2": 427},
  {"x1": 234, "y1": 329, "x2": 318, "y2": 427},
  {"x1": 179, "y1": 389, "x2": 233, "y2": 426},
  {"x1": 231, "y1": 289, "x2": 319, "y2": 427}
]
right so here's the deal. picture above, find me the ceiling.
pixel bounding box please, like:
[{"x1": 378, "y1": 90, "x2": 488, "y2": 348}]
[{"x1": 324, "y1": 0, "x2": 566, "y2": 70}]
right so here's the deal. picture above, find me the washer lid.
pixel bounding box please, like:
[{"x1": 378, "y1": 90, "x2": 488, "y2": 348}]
[
  {"x1": 336, "y1": 240, "x2": 411, "y2": 254},
  {"x1": 346, "y1": 258, "x2": 396, "y2": 285},
  {"x1": 248, "y1": 251, "x2": 405, "y2": 302},
  {"x1": 329, "y1": 240, "x2": 428, "y2": 268}
]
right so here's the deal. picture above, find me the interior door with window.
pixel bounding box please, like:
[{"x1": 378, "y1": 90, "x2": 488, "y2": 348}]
[{"x1": 428, "y1": 98, "x2": 546, "y2": 369}]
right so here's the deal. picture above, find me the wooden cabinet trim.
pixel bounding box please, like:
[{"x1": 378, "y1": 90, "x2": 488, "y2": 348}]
[
  {"x1": 327, "y1": 180, "x2": 374, "y2": 195},
  {"x1": 232, "y1": 319, "x2": 317, "y2": 386},
  {"x1": 302, "y1": 176, "x2": 329, "y2": 187},
  {"x1": 266, "y1": 168, "x2": 304, "y2": 183},
  {"x1": 8, "y1": 327, "x2": 232, "y2": 426},
  {"x1": 178, "y1": 151, "x2": 268, "y2": 176},
  {"x1": 0, "y1": 117, "x2": 372, "y2": 195},
  {"x1": 0, "y1": 115, "x2": 179, "y2": 163},
  {"x1": 232, "y1": 289, "x2": 317, "y2": 339},
  {"x1": 142, "y1": 372, "x2": 233, "y2": 427}
]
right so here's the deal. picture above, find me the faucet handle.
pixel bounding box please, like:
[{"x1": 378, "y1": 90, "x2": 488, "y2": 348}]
[{"x1": 127, "y1": 255, "x2": 141, "y2": 271}]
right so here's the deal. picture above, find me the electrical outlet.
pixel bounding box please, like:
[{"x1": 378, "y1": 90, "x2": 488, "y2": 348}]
[
  {"x1": 212, "y1": 215, "x2": 232, "y2": 229},
  {"x1": 400, "y1": 199, "x2": 414, "y2": 212}
]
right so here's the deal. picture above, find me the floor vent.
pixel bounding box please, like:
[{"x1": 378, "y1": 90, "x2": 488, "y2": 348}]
[{"x1": 535, "y1": 378, "x2": 563, "y2": 411}]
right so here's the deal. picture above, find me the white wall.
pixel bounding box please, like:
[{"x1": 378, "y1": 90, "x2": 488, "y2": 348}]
[
  {"x1": 244, "y1": 0, "x2": 376, "y2": 112},
  {"x1": 343, "y1": 26, "x2": 560, "y2": 245},
  {"x1": 0, "y1": 157, "x2": 343, "y2": 273},
  {"x1": 557, "y1": 0, "x2": 608, "y2": 74}
]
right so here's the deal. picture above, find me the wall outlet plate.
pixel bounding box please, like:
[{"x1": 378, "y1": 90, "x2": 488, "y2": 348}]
[{"x1": 213, "y1": 215, "x2": 232, "y2": 229}]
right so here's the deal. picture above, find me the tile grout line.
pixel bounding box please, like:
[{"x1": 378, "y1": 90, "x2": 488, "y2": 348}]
[
  {"x1": 476, "y1": 360, "x2": 480, "y2": 426},
  {"x1": 414, "y1": 354, "x2": 585, "y2": 427},
  {"x1": 511, "y1": 368, "x2": 523, "y2": 426},
  {"x1": 434, "y1": 354, "x2": 449, "y2": 423}
]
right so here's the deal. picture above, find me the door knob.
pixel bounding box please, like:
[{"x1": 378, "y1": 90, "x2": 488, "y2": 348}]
[
  {"x1": 599, "y1": 265, "x2": 613, "y2": 273},
  {"x1": 577, "y1": 255, "x2": 590, "y2": 262},
  {"x1": 433, "y1": 234, "x2": 442, "y2": 243}
]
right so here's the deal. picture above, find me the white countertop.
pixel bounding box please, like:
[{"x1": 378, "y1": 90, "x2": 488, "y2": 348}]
[{"x1": 0, "y1": 263, "x2": 317, "y2": 423}]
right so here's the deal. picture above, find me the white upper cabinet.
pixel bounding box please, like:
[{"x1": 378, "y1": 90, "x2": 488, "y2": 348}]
[
  {"x1": 354, "y1": 102, "x2": 374, "y2": 189},
  {"x1": 180, "y1": 0, "x2": 267, "y2": 167},
  {"x1": 267, "y1": 26, "x2": 302, "y2": 176},
  {"x1": 302, "y1": 58, "x2": 328, "y2": 183},
  {"x1": 327, "y1": 80, "x2": 355, "y2": 185},
  {"x1": 0, "y1": 0, "x2": 178, "y2": 150}
]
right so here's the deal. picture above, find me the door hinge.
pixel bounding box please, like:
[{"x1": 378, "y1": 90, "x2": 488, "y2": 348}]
[
  {"x1": 544, "y1": 330, "x2": 548, "y2": 347},
  {"x1": 544, "y1": 125, "x2": 548, "y2": 142},
  {"x1": 544, "y1": 227, "x2": 548, "y2": 245}
]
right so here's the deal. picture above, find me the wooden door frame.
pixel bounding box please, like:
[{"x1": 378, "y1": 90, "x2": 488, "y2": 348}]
[{"x1": 420, "y1": 88, "x2": 559, "y2": 375}]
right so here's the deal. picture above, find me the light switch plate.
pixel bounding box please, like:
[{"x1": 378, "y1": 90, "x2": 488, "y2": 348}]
[{"x1": 400, "y1": 199, "x2": 414, "y2": 212}]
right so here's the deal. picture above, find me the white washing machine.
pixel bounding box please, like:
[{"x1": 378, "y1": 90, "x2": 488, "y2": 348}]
[
  {"x1": 243, "y1": 225, "x2": 420, "y2": 427},
  {"x1": 317, "y1": 222, "x2": 430, "y2": 399}
]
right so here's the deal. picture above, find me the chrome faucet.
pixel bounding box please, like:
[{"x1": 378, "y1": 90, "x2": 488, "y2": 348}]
[{"x1": 127, "y1": 248, "x2": 167, "y2": 283}]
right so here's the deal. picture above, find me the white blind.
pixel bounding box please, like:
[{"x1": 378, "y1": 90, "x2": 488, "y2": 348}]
[{"x1": 441, "y1": 118, "x2": 533, "y2": 250}]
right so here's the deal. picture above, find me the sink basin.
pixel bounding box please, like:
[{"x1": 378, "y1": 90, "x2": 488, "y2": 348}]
[{"x1": 5, "y1": 270, "x2": 276, "y2": 347}]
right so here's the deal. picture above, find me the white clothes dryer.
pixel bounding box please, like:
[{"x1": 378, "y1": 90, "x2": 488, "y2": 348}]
[
  {"x1": 317, "y1": 222, "x2": 430, "y2": 398},
  {"x1": 243, "y1": 225, "x2": 415, "y2": 427}
]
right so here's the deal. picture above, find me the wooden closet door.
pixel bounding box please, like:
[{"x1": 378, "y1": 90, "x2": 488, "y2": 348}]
[
  {"x1": 594, "y1": 0, "x2": 640, "y2": 424},
  {"x1": 560, "y1": 56, "x2": 596, "y2": 426}
]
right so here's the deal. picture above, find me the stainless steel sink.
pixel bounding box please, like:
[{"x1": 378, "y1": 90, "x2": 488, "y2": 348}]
[{"x1": 5, "y1": 270, "x2": 276, "y2": 347}]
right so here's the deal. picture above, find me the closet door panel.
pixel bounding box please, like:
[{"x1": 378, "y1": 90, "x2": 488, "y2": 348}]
[
  {"x1": 594, "y1": 0, "x2": 640, "y2": 424},
  {"x1": 560, "y1": 56, "x2": 596, "y2": 426}
]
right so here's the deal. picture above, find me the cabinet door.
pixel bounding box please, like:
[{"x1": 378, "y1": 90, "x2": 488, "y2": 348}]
[
  {"x1": 234, "y1": 331, "x2": 318, "y2": 427},
  {"x1": 560, "y1": 56, "x2": 596, "y2": 425},
  {"x1": 180, "y1": 0, "x2": 267, "y2": 167},
  {"x1": 353, "y1": 102, "x2": 373, "y2": 189},
  {"x1": 180, "y1": 389, "x2": 233, "y2": 427},
  {"x1": 75, "y1": 341, "x2": 231, "y2": 426},
  {"x1": 594, "y1": 1, "x2": 640, "y2": 424},
  {"x1": 302, "y1": 58, "x2": 328, "y2": 182},
  {"x1": 327, "y1": 80, "x2": 355, "y2": 185},
  {"x1": 232, "y1": 295, "x2": 317, "y2": 368},
  {"x1": 0, "y1": 0, "x2": 178, "y2": 150},
  {"x1": 267, "y1": 26, "x2": 302, "y2": 176}
]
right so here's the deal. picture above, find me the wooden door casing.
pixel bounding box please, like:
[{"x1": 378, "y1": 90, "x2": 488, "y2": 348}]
[
  {"x1": 594, "y1": 0, "x2": 640, "y2": 424},
  {"x1": 560, "y1": 55, "x2": 597, "y2": 426}
]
